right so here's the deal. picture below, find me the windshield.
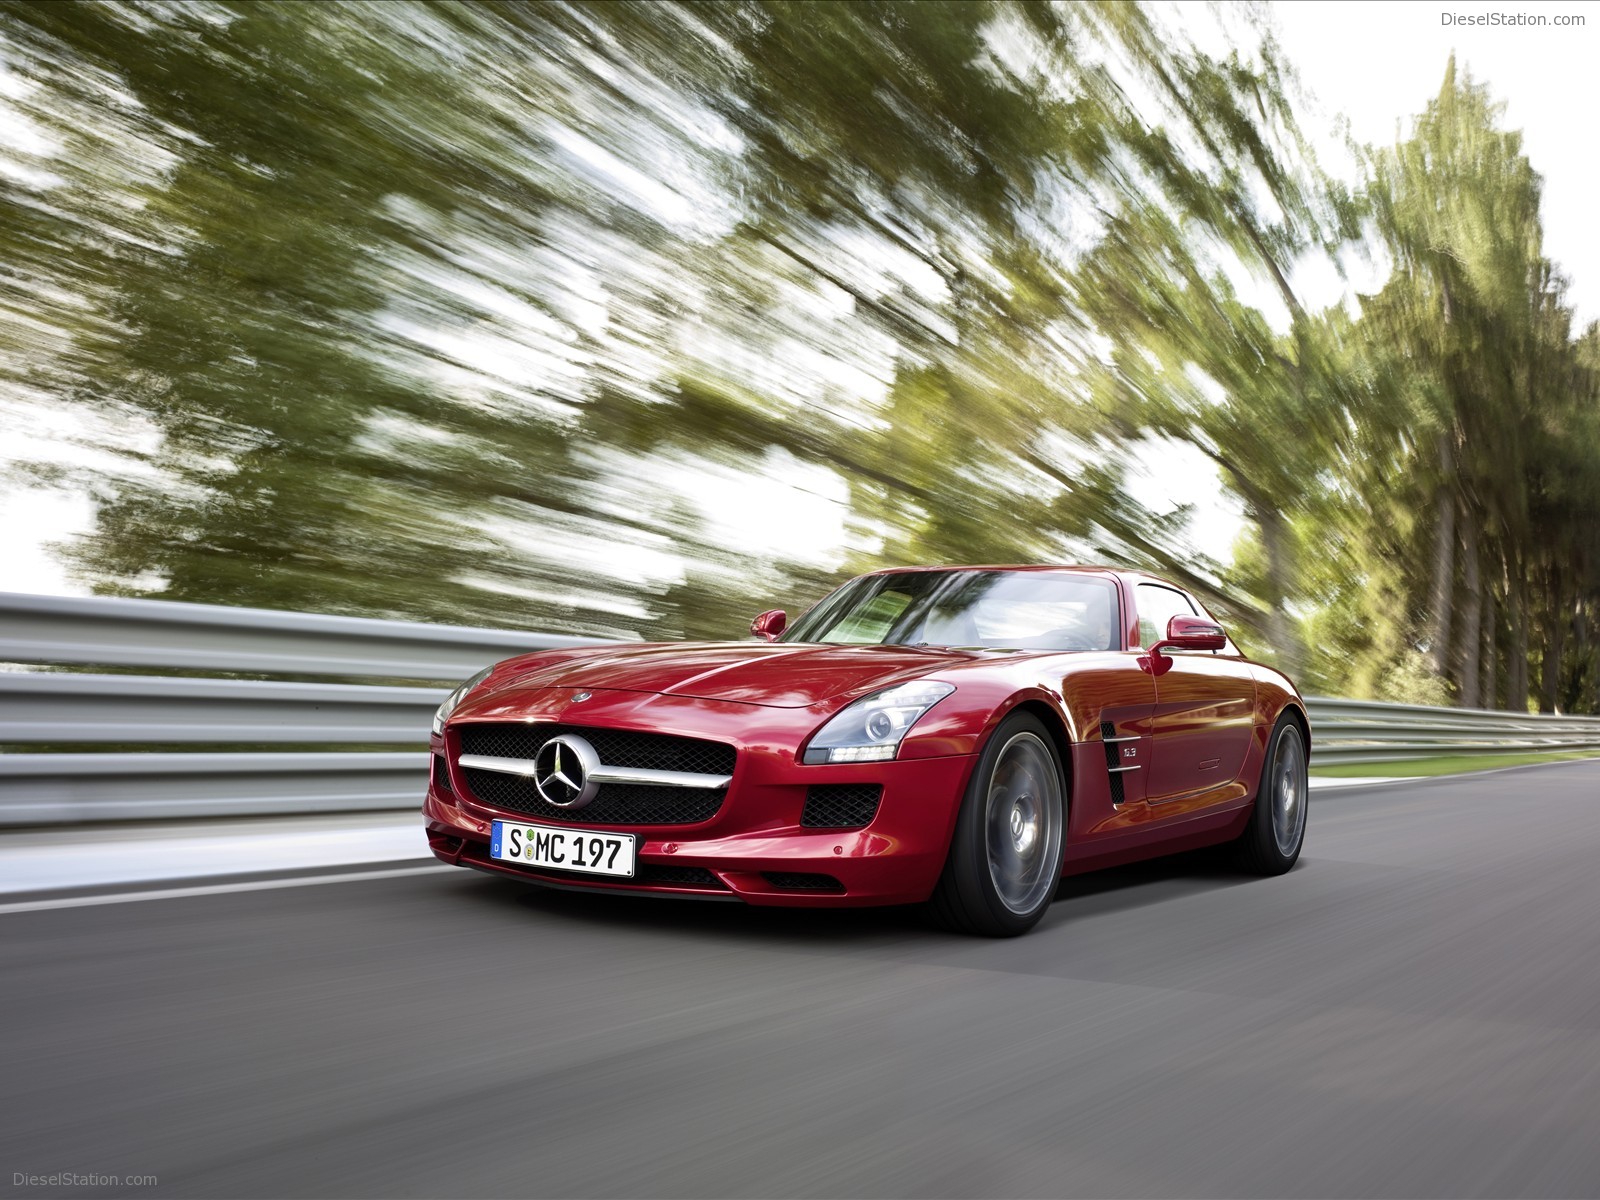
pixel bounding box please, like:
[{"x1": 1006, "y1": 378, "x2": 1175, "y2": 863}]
[{"x1": 781, "y1": 570, "x2": 1120, "y2": 651}]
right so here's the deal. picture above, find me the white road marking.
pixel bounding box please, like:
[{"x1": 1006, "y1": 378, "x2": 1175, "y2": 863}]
[
  {"x1": 0, "y1": 815, "x2": 428, "y2": 895},
  {"x1": 0, "y1": 864, "x2": 447, "y2": 915},
  {"x1": 1309, "y1": 776, "x2": 1405, "y2": 789}
]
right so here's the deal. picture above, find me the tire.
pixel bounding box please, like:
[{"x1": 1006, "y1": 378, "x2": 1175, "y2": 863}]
[
  {"x1": 929, "y1": 712, "x2": 1067, "y2": 937},
  {"x1": 1234, "y1": 714, "x2": 1308, "y2": 874}
]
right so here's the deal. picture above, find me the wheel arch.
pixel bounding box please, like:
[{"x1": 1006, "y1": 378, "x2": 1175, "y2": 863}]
[
  {"x1": 1280, "y1": 700, "x2": 1311, "y2": 755},
  {"x1": 927, "y1": 697, "x2": 1074, "y2": 936},
  {"x1": 1006, "y1": 698, "x2": 1075, "y2": 804},
  {"x1": 1247, "y1": 700, "x2": 1310, "y2": 808}
]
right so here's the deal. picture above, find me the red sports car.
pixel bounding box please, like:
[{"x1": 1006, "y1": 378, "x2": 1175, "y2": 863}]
[{"x1": 424, "y1": 565, "x2": 1308, "y2": 935}]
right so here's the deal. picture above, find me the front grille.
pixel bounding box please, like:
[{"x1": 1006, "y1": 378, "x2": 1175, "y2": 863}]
[
  {"x1": 461, "y1": 771, "x2": 726, "y2": 825},
  {"x1": 431, "y1": 754, "x2": 452, "y2": 794},
  {"x1": 457, "y1": 723, "x2": 734, "y2": 776},
  {"x1": 801, "y1": 783, "x2": 882, "y2": 829},
  {"x1": 763, "y1": 871, "x2": 844, "y2": 892},
  {"x1": 455, "y1": 722, "x2": 734, "y2": 826}
]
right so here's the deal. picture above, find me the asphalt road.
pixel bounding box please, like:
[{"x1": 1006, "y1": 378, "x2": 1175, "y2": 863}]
[{"x1": 6, "y1": 762, "x2": 1600, "y2": 1199}]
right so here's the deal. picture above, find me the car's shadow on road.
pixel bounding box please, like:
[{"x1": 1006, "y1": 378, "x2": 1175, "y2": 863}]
[{"x1": 444, "y1": 843, "x2": 1260, "y2": 948}]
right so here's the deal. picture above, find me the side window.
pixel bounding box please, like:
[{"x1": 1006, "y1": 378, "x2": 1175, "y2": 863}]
[{"x1": 1135, "y1": 583, "x2": 1197, "y2": 648}]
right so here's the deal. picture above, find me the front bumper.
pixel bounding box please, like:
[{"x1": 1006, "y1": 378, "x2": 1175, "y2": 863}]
[{"x1": 424, "y1": 687, "x2": 977, "y2": 907}]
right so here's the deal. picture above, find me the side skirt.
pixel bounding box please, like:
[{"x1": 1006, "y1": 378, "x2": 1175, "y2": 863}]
[{"x1": 1060, "y1": 804, "x2": 1252, "y2": 878}]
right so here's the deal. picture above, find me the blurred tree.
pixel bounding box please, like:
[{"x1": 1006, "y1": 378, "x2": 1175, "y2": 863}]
[
  {"x1": 1066, "y1": 21, "x2": 1360, "y2": 677},
  {"x1": 1360, "y1": 59, "x2": 1599, "y2": 710},
  {"x1": 8, "y1": 2, "x2": 615, "y2": 626},
  {"x1": 578, "y1": 0, "x2": 1226, "y2": 589},
  {"x1": 3, "y1": 0, "x2": 1596, "y2": 710},
  {"x1": 6, "y1": 0, "x2": 1206, "y2": 635}
]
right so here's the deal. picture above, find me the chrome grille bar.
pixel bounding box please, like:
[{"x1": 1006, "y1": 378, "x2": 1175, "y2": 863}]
[{"x1": 456, "y1": 753, "x2": 731, "y2": 789}]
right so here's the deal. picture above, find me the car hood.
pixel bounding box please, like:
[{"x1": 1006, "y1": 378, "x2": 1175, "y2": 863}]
[{"x1": 496, "y1": 642, "x2": 977, "y2": 709}]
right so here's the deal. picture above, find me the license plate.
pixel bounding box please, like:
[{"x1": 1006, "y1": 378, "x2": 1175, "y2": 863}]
[{"x1": 490, "y1": 820, "x2": 636, "y2": 878}]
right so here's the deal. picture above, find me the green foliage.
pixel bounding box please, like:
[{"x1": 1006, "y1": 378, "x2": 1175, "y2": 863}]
[
  {"x1": 0, "y1": 3, "x2": 1596, "y2": 711},
  {"x1": 0, "y1": 0, "x2": 1226, "y2": 639},
  {"x1": 1373, "y1": 650, "x2": 1454, "y2": 708},
  {"x1": 1337, "y1": 58, "x2": 1600, "y2": 712},
  {"x1": 1310, "y1": 751, "x2": 1600, "y2": 778}
]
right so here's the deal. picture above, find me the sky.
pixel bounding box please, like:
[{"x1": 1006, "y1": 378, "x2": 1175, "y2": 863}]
[
  {"x1": 1270, "y1": 0, "x2": 1599, "y2": 328},
  {"x1": 2, "y1": 0, "x2": 1595, "y2": 601}
]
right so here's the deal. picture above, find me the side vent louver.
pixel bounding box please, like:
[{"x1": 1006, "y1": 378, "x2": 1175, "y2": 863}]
[{"x1": 1100, "y1": 719, "x2": 1125, "y2": 806}]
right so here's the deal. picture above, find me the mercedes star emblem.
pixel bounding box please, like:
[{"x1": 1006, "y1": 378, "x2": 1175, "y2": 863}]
[{"x1": 532, "y1": 733, "x2": 601, "y2": 808}]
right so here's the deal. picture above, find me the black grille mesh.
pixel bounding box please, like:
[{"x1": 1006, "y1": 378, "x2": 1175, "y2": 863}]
[
  {"x1": 457, "y1": 723, "x2": 734, "y2": 776},
  {"x1": 801, "y1": 784, "x2": 882, "y2": 829},
  {"x1": 1100, "y1": 719, "x2": 1124, "y2": 806},
  {"x1": 431, "y1": 754, "x2": 452, "y2": 793},
  {"x1": 763, "y1": 872, "x2": 844, "y2": 892},
  {"x1": 461, "y1": 771, "x2": 725, "y2": 825},
  {"x1": 637, "y1": 865, "x2": 726, "y2": 888},
  {"x1": 454, "y1": 722, "x2": 733, "y2": 826}
]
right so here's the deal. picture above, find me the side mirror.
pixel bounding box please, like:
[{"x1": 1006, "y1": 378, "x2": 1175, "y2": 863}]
[
  {"x1": 751, "y1": 609, "x2": 787, "y2": 641},
  {"x1": 1154, "y1": 613, "x2": 1227, "y2": 653}
]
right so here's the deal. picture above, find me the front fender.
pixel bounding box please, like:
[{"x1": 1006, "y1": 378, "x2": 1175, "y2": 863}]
[{"x1": 899, "y1": 674, "x2": 1086, "y2": 760}]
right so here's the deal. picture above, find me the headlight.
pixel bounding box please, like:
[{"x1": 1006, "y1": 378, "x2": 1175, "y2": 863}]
[
  {"x1": 802, "y1": 681, "x2": 955, "y2": 764},
  {"x1": 432, "y1": 666, "x2": 493, "y2": 735}
]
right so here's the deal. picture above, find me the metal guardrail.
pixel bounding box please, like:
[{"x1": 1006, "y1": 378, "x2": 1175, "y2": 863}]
[
  {"x1": 0, "y1": 672, "x2": 445, "y2": 744},
  {"x1": 0, "y1": 591, "x2": 609, "y2": 824},
  {"x1": 0, "y1": 590, "x2": 607, "y2": 680},
  {"x1": 1304, "y1": 697, "x2": 1600, "y2": 765},
  {"x1": 0, "y1": 752, "x2": 426, "y2": 825},
  {"x1": 2, "y1": 591, "x2": 1598, "y2": 824}
]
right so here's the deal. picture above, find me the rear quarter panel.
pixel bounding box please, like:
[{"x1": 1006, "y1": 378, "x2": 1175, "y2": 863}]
[{"x1": 1244, "y1": 663, "x2": 1309, "y2": 794}]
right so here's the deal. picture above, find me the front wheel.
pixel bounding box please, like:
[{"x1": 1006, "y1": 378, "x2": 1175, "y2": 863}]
[
  {"x1": 929, "y1": 712, "x2": 1067, "y2": 937},
  {"x1": 1234, "y1": 715, "x2": 1308, "y2": 874}
]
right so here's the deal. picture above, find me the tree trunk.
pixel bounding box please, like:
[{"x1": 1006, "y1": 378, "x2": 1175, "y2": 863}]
[
  {"x1": 1480, "y1": 582, "x2": 1497, "y2": 710},
  {"x1": 1426, "y1": 438, "x2": 1456, "y2": 679},
  {"x1": 1456, "y1": 509, "x2": 1481, "y2": 707},
  {"x1": 1255, "y1": 505, "x2": 1304, "y2": 679},
  {"x1": 1509, "y1": 568, "x2": 1529, "y2": 713},
  {"x1": 1577, "y1": 602, "x2": 1596, "y2": 714},
  {"x1": 1539, "y1": 587, "x2": 1567, "y2": 714}
]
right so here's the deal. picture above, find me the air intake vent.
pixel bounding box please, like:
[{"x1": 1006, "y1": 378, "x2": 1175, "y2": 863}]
[
  {"x1": 801, "y1": 784, "x2": 882, "y2": 829},
  {"x1": 1100, "y1": 720, "x2": 1124, "y2": 806},
  {"x1": 427, "y1": 832, "x2": 463, "y2": 857},
  {"x1": 762, "y1": 872, "x2": 844, "y2": 892},
  {"x1": 636, "y1": 865, "x2": 727, "y2": 888},
  {"x1": 432, "y1": 754, "x2": 452, "y2": 794}
]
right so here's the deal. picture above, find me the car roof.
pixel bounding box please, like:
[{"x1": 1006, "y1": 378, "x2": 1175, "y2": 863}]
[
  {"x1": 862, "y1": 564, "x2": 1113, "y2": 575},
  {"x1": 859, "y1": 564, "x2": 1179, "y2": 587}
]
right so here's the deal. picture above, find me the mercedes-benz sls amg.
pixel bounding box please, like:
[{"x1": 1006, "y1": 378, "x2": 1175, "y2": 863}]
[{"x1": 424, "y1": 566, "x2": 1308, "y2": 936}]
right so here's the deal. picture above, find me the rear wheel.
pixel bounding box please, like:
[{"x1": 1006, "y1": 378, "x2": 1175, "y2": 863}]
[
  {"x1": 1234, "y1": 715, "x2": 1307, "y2": 874},
  {"x1": 929, "y1": 712, "x2": 1066, "y2": 937}
]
